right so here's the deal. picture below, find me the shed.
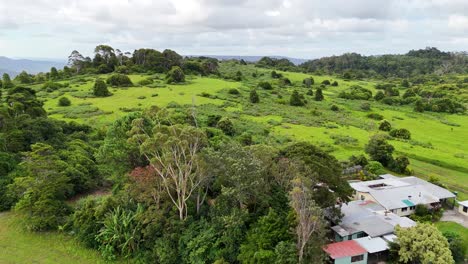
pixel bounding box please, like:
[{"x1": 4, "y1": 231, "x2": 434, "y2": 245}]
[{"x1": 458, "y1": 200, "x2": 468, "y2": 216}]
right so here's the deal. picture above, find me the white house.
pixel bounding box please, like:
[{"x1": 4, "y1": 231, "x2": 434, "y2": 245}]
[
  {"x1": 349, "y1": 175, "x2": 455, "y2": 216},
  {"x1": 458, "y1": 200, "x2": 468, "y2": 217}
]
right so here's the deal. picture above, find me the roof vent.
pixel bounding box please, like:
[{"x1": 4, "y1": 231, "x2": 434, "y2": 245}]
[{"x1": 408, "y1": 195, "x2": 412, "y2": 200}]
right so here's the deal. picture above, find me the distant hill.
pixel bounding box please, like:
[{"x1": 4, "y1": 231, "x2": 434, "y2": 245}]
[
  {"x1": 190, "y1": 55, "x2": 308, "y2": 65},
  {"x1": 0, "y1": 56, "x2": 66, "y2": 77}
]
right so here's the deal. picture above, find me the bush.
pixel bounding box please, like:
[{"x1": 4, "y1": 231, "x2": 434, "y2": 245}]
[
  {"x1": 279, "y1": 77, "x2": 292, "y2": 86},
  {"x1": 228, "y1": 88, "x2": 240, "y2": 95},
  {"x1": 290, "y1": 90, "x2": 305, "y2": 106},
  {"x1": 93, "y1": 79, "x2": 111, "y2": 97},
  {"x1": 250, "y1": 89, "x2": 260, "y2": 103},
  {"x1": 303, "y1": 77, "x2": 314, "y2": 87},
  {"x1": 271, "y1": 71, "x2": 282, "y2": 78},
  {"x1": 115, "y1": 65, "x2": 129, "y2": 74},
  {"x1": 166, "y1": 66, "x2": 185, "y2": 84},
  {"x1": 330, "y1": 105, "x2": 339, "y2": 111},
  {"x1": 314, "y1": 88, "x2": 324, "y2": 101},
  {"x1": 217, "y1": 117, "x2": 235, "y2": 136},
  {"x1": 379, "y1": 120, "x2": 392, "y2": 131},
  {"x1": 364, "y1": 161, "x2": 386, "y2": 176},
  {"x1": 321, "y1": 80, "x2": 330, "y2": 85},
  {"x1": 360, "y1": 102, "x2": 371, "y2": 111},
  {"x1": 306, "y1": 89, "x2": 314, "y2": 96},
  {"x1": 367, "y1": 113, "x2": 384, "y2": 120},
  {"x1": 138, "y1": 78, "x2": 154, "y2": 86},
  {"x1": 389, "y1": 128, "x2": 411, "y2": 139},
  {"x1": 58, "y1": 97, "x2": 71, "y2": 106},
  {"x1": 374, "y1": 91, "x2": 385, "y2": 100},
  {"x1": 106, "y1": 74, "x2": 133, "y2": 87},
  {"x1": 258, "y1": 81, "x2": 273, "y2": 90},
  {"x1": 390, "y1": 155, "x2": 410, "y2": 174},
  {"x1": 331, "y1": 81, "x2": 338, "y2": 86},
  {"x1": 338, "y1": 85, "x2": 372, "y2": 100}
]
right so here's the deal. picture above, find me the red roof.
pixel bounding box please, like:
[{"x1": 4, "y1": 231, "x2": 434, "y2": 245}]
[{"x1": 323, "y1": 240, "x2": 367, "y2": 259}]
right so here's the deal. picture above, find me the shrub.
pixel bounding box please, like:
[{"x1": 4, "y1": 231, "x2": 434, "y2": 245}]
[
  {"x1": 290, "y1": 90, "x2": 304, "y2": 106},
  {"x1": 374, "y1": 91, "x2": 385, "y2": 100},
  {"x1": 217, "y1": 117, "x2": 235, "y2": 136},
  {"x1": 389, "y1": 128, "x2": 411, "y2": 139},
  {"x1": 106, "y1": 74, "x2": 133, "y2": 87},
  {"x1": 338, "y1": 85, "x2": 372, "y2": 100},
  {"x1": 207, "y1": 115, "x2": 222, "y2": 127},
  {"x1": 279, "y1": 77, "x2": 292, "y2": 86},
  {"x1": 321, "y1": 80, "x2": 330, "y2": 85},
  {"x1": 331, "y1": 81, "x2": 338, "y2": 86},
  {"x1": 314, "y1": 88, "x2": 324, "y2": 101},
  {"x1": 58, "y1": 97, "x2": 71, "y2": 106},
  {"x1": 42, "y1": 81, "x2": 63, "y2": 91},
  {"x1": 364, "y1": 161, "x2": 386, "y2": 176},
  {"x1": 330, "y1": 105, "x2": 339, "y2": 111},
  {"x1": 138, "y1": 78, "x2": 154, "y2": 86},
  {"x1": 166, "y1": 66, "x2": 185, "y2": 84},
  {"x1": 360, "y1": 102, "x2": 371, "y2": 111},
  {"x1": 228, "y1": 88, "x2": 240, "y2": 95},
  {"x1": 115, "y1": 65, "x2": 129, "y2": 74},
  {"x1": 93, "y1": 79, "x2": 111, "y2": 97},
  {"x1": 271, "y1": 71, "x2": 282, "y2": 78},
  {"x1": 303, "y1": 77, "x2": 314, "y2": 87},
  {"x1": 258, "y1": 81, "x2": 273, "y2": 90},
  {"x1": 250, "y1": 89, "x2": 260, "y2": 103},
  {"x1": 379, "y1": 120, "x2": 392, "y2": 131},
  {"x1": 367, "y1": 113, "x2": 384, "y2": 120},
  {"x1": 349, "y1": 154, "x2": 369, "y2": 166},
  {"x1": 390, "y1": 155, "x2": 410, "y2": 174},
  {"x1": 306, "y1": 89, "x2": 314, "y2": 96}
]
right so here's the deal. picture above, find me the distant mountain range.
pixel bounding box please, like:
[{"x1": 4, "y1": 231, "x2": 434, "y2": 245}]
[
  {"x1": 0, "y1": 56, "x2": 66, "y2": 77},
  {"x1": 189, "y1": 55, "x2": 309, "y2": 65}
]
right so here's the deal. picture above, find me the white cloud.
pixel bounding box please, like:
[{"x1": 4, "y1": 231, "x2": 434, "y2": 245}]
[{"x1": 0, "y1": 0, "x2": 467, "y2": 58}]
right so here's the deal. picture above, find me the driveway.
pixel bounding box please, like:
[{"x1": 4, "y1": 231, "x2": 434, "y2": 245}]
[{"x1": 441, "y1": 209, "x2": 468, "y2": 228}]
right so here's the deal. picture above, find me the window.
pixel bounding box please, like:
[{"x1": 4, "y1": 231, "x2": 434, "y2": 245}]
[
  {"x1": 410, "y1": 206, "x2": 416, "y2": 210},
  {"x1": 351, "y1": 255, "x2": 364, "y2": 262},
  {"x1": 464, "y1": 206, "x2": 468, "y2": 213},
  {"x1": 357, "y1": 232, "x2": 367, "y2": 238},
  {"x1": 401, "y1": 207, "x2": 408, "y2": 212},
  {"x1": 347, "y1": 235, "x2": 352, "y2": 240}
]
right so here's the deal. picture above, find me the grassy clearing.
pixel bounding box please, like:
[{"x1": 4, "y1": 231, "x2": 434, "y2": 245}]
[
  {"x1": 39, "y1": 75, "x2": 241, "y2": 123},
  {"x1": 435, "y1": 221, "x2": 468, "y2": 258},
  {"x1": 0, "y1": 212, "x2": 113, "y2": 264}
]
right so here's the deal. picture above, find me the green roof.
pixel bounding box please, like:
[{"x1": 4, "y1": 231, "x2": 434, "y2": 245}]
[{"x1": 402, "y1": 199, "x2": 415, "y2": 207}]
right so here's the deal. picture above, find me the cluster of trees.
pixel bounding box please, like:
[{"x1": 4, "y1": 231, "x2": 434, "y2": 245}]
[
  {"x1": 299, "y1": 47, "x2": 468, "y2": 78},
  {"x1": 256, "y1": 57, "x2": 296, "y2": 71},
  {"x1": 62, "y1": 105, "x2": 354, "y2": 263},
  {"x1": 365, "y1": 134, "x2": 410, "y2": 174},
  {"x1": 338, "y1": 85, "x2": 372, "y2": 100},
  {"x1": 0, "y1": 83, "x2": 99, "y2": 229}
]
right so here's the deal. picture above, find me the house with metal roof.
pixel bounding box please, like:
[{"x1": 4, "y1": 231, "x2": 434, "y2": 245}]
[
  {"x1": 323, "y1": 240, "x2": 368, "y2": 264},
  {"x1": 330, "y1": 200, "x2": 415, "y2": 242},
  {"x1": 349, "y1": 175, "x2": 455, "y2": 216}
]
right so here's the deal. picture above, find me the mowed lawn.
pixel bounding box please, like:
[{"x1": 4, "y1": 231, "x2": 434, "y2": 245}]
[
  {"x1": 435, "y1": 221, "x2": 468, "y2": 258},
  {"x1": 0, "y1": 212, "x2": 112, "y2": 264}
]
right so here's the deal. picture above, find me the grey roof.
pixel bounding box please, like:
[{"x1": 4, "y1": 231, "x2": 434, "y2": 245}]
[
  {"x1": 349, "y1": 176, "x2": 455, "y2": 210},
  {"x1": 382, "y1": 234, "x2": 397, "y2": 243},
  {"x1": 459, "y1": 200, "x2": 468, "y2": 207},
  {"x1": 354, "y1": 236, "x2": 389, "y2": 253},
  {"x1": 336, "y1": 201, "x2": 403, "y2": 237}
]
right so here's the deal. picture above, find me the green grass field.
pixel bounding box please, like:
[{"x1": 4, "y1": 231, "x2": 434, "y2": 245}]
[
  {"x1": 31, "y1": 65, "x2": 468, "y2": 198},
  {"x1": 0, "y1": 212, "x2": 114, "y2": 264},
  {"x1": 435, "y1": 221, "x2": 468, "y2": 259}
]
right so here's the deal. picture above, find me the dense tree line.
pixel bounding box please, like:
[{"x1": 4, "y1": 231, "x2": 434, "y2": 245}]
[{"x1": 299, "y1": 47, "x2": 468, "y2": 78}]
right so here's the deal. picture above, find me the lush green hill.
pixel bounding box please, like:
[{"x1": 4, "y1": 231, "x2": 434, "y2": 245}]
[{"x1": 27, "y1": 62, "x2": 468, "y2": 199}]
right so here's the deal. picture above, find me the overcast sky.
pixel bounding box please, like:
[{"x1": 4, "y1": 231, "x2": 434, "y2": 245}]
[{"x1": 1, "y1": 0, "x2": 468, "y2": 60}]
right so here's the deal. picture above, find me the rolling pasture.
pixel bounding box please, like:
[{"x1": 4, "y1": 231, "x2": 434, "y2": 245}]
[{"x1": 31, "y1": 64, "x2": 468, "y2": 198}]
